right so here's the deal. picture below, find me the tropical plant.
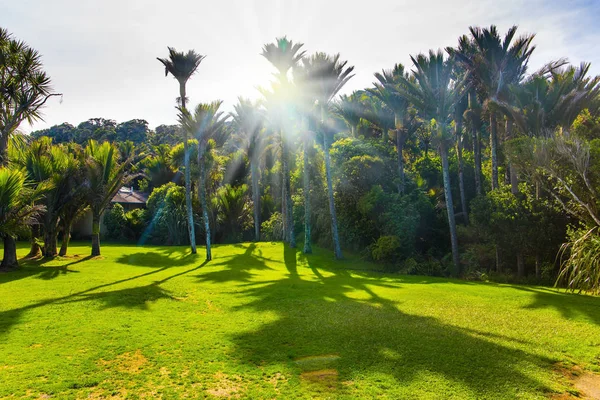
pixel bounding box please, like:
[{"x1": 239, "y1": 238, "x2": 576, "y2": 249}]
[
  {"x1": 230, "y1": 98, "x2": 266, "y2": 241},
  {"x1": 0, "y1": 168, "x2": 44, "y2": 269},
  {"x1": 451, "y1": 25, "x2": 535, "y2": 190},
  {"x1": 396, "y1": 50, "x2": 464, "y2": 270},
  {"x1": 178, "y1": 101, "x2": 228, "y2": 261},
  {"x1": 84, "y1": 140, "x2": 136, "y2": 256},
  {"x1": 261, "y1": 36, "x2": 306, "y2": 248},
  {"x1": 157, "y1": 47, "x2": 206, "y2": 254}
]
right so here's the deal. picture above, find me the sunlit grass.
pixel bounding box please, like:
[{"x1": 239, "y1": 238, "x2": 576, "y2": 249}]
[{"x1": 1, "y1": 242, "x2": 599, "y2": 399}]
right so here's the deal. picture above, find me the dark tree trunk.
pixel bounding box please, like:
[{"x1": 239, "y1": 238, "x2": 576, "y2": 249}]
[
  {"x1": 43, "y1": 226, "x2": 58, "y2": 258},
  {"x1": 250, "y1": 158, "x2": 260, "y2": 242},
  {"x1": 535, "y1": 254, "x2": 541, "y2": 279},
  {"x1": 281, "y1": 132, "x2": 294, "y2": 248},
  {"x1": 91, "y1": 212, "x2": 101, "y2": 257},
  {"x1": 0, "y1": 132, "x2": 9, "y2": 167},
  {"x1": 456, "y1": 121, "x2": 469, "y2": 225},
  {"x1": 473, "y1": 126, "x2": 483, "y2": 196},
  {"x1": 517, "y1": 252, "x2": 525, "y2": 278},
  {"x1": 1, "y1": 236, "x2": 19, "y2": 270},
  {"x1": 198, "y1": 142, "x2": 212, "y2": 261},
  {"x1": 324, "y1": 133, "x2": 342, "y2": 259},
  {"x1": 490, "y1": 113, "x2": 499, "y2": 190},
  {"x1": 496, "y1": 246, "x2": 502, "y2": 273},
  {"x1": 180, "y1": 81, "x2": 197, "y2": 254},
  {"x1": 59, "y1": 220, "x2": 72, "y2": 257},
  {"x1": 303, "y1": 136, "x2": 312, "y2": 254},
  {"x1": 440, "y1": 144, "x2": 460, "y2": 273},
  {"x1": 28, "y1": 224, "x2": 42, "y2": 258},
  {"x1": 396, "y1": 128, "x2": 406, "y2": 194}
]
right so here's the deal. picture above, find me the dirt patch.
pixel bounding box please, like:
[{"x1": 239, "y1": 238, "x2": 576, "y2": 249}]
[
  {"x1": 206, "y1": 372, "x2": 244, "y2": 398},
  {"x1": 553, "y1": 363, "x2": 600, "y2": 399},
  {"x1": 300, "y1": 369, "x2": 339, "y2": 388},
  {"x1": 98, "y1": 350, "x2": 148, "y2": 374}
]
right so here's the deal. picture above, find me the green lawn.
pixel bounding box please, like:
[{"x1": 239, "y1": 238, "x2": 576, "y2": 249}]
[{"x1": 1, "y1": 242, "x2": 600, "y2": 399}]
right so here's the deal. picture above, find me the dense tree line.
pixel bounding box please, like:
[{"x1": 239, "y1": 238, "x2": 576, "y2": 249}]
[{"x1": 2, "y1": 26, "x2": 600, "y2": 293}]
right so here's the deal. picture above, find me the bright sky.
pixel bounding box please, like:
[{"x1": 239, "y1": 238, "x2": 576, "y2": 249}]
[{"x1": 2, "y1": 0, "x2": 599, "y2": 132}]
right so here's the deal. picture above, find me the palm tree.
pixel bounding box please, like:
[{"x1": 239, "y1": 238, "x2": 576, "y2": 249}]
[
  {"x1": 0, "y1": 28, "x2": 60, "y2": 264},
  {"x1": 178, "y1": 101, "x2": 228, "y2": 261},
  {"x1": 0, "y1": 168, "x2": 44, "y2": 270},
  {"x1": 157, "y1": 47, "x2": 206, "y2": 254},
  {"x1": 367, "y1": 64, "x2": 419, "y2": 194},
  {"x1": 261, "y1": 36, "x2": 306, "y2": 248},
  {"x1": 451, "y1": 26, "x2": 535, "y2": 190},
  {"x1": 334, "y1": 93, "x2": 364, "y2": 137},
  {"x1": 298, "y1": 52, "x2": 354, "y2": 259},
  {"x1": 85, "y1": 140, "x2": 136, "y2": 256},
  {"x1": 230, "y1": 98, "x2": 266, "y2": 242},
  {"x1": 396, "y1": 50, "x2": 464, "y2": 271},
  {"x1": 17, "y1": 138, "x2": 85, "y2": 257}
]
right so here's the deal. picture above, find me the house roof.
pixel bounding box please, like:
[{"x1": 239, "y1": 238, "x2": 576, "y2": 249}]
[{"x1": 112, "y1": 187, "x2": 148, "y2": 204}]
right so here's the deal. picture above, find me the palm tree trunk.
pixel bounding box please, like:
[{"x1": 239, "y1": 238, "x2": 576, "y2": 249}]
[
  {"x1": 456, "y1": 122, "x2": 469, "y2": 225},
  {"x1": 396, "y1": 128, "x2": 405, "y2": 194},
  {"x1": 440, "y1": 144, "x2": 460, "y2": 273},
  {"x1": 303, "y1": 136, "x2": 312, "y2": 254},
  {"x1": 198, "y1": 142, "x2": 211, "y2": 261},
  {"x1": 1, "y1": 236, "x2": 19, "y2": 270},
  {"x1": 59, "y1": 220, "x2": 72, "y2": 257},
  {"x1": 281, "y1": 133, "x2": 294, "y2": 247},
  {"x1": 180, "y1": 81, "x2": 197, "y2": 254},
  {"x1": 250, "y1": 158, "x2": 260, "y2": 242},
  {"x1": 281, "y1": 132, "x2": 288, "y2": 243},
  {"x1": 28, "y1": 224, "x2": 42, "y2": 258},
  {"x1": 43, "y1": 224, "x2": 58, "y2": 258},
  {"x1": 323, "y1": 133, "x2": 342, "y2": 259},
  {"x1": 91, "y1": 211, "x2": 101, "y2": 257},
  {"x1": 517, "y1": 252, "x2": 525, "y2": 278},
  {"x1": 506, "y1": 119, "x2": 519, "y2": 195},
  {"x1": 490, "y1": 113, "x2": 499, "y2": 190},
  {"x1": 473, "y1": 125, "x2": 483, "y2": 196}
]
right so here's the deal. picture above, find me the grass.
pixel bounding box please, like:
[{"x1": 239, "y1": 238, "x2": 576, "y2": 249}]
[{"x1": 1, "y1": 242, "x2": 600, "y2": 399}]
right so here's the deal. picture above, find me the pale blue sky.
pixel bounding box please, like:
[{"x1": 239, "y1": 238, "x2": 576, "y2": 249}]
[{"x1": 2, "y1": 0, "x2": 599, "y2": 132}]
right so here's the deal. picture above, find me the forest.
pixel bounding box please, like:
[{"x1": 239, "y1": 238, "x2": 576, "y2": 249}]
[{"x1": 2, "y1": 25, "x2": 600, "y2": 293}]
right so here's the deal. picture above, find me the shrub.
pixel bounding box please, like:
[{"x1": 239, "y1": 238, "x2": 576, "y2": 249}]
[
  {"x1": 371, "y1": 235, "x2": 401, "y2": 267},
  {"x1": 104, "y1": 203, "x2": 126, "y2": 240},
  {"x1": 261, "y1": 212, "x2": 283, "y2": 242}
]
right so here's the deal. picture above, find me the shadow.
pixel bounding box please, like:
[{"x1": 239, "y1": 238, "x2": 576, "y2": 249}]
[
  {"x1": 37, "y1": 266, "x2": 80, "y2": 280},
  {"x1": 0, "y1": 257, "x2": 208, "y2": 336},
  {"x1": 196, "y1": 243, "x2": 273, "y2": 284},
  {"x1": 511, "y1": 285, "x2": 600, "y2": 326},
  {"x1": 116, "y1": 251, "x2": 199, "y2": 268},
  {"x1": 224, "y1": 247, "x2": 555, "y2": 398}
]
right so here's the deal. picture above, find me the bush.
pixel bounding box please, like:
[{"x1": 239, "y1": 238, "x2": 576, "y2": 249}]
[
  {"x1": 146, "y1": 183, "x2": 192, "y2": 245},
  {"x1": 261, "y1": 212, "x2": 283, "y2": 242},
  {"x1": 104, "y1": 203, "x2": 126, "y2": 240},
  {"x1": 371, "y1": 235, "x2": 402, "y2": 267}
]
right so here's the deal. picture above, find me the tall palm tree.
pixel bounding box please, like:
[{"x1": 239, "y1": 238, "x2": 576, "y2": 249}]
[
  {"x1": 178, "y1": 101, "x2": 228, "y2": 261},
  {"x1": 230, "y1": 98, "x2": 266, "y2": 242},
  {"x1": 0, "y1": 168, "x2": 44, "y2": 270},
  {"x1": 85, "y1": 140, "x2": 136, "y2": 257},
  {"x1": 0, "y1": 28, "x2": 60, "y2": 264},
  {"x1": 396, "y1": 50, "x2": 464, "y2": 271},
  {"x1": 157, "y1": 47, "x2": 206, "y2": 254},
  {"x1": 451, "y1": 26, "x2": 535, "y2": 190},
  {"x1": 367, "y1": 64, "x2": 419, "y2": 194},
  {"x1": 261, "y1": 36, "x2": 306, "y2": 248},
  {"x1": 298, "y1": 52, "x2": 354, "y2": 259}
]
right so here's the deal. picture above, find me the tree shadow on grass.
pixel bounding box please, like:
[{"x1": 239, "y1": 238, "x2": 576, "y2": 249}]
[
  {"x1": 196, "y1": 243, "x2": 274, "y2": 284},
  {"x1": 0, "y1": 258, "x2": 208, "y2": 336},
  {"x1": 511, "y1": 285, "x2": 600, "y2": 326},
  {"x1": 228, "y1": 244, "x2": 555, "y2": 398},
  {"x1": 116, "y1": 251, "x2": 199, "y2": 268}
]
